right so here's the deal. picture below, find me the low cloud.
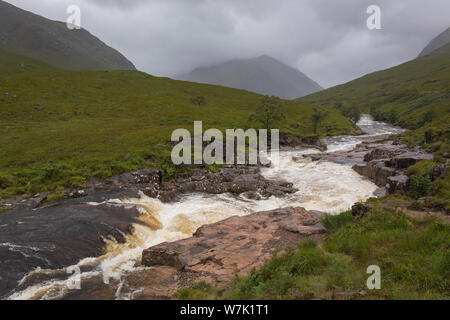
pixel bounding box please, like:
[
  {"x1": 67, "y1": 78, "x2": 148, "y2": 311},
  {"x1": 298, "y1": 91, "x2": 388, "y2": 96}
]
[{"x1": 6, "y1": 0, "x2": 450, "y2": 87}]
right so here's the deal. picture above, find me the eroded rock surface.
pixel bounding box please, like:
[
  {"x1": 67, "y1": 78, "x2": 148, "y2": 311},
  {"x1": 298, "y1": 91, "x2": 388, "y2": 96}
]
[
  {"x1": 142, "y1": 207, "x2": 325, "y2": 285},
  {"x1": 280, "y1": 133, "x2": 327, "y2": 151},
  {"x1": 305, "y1": 137, "x2": 433, "y2": 195},
  {"x1": 157, "y1": 167, "x2": 297, "y2": 202},
  {"x1": 0, "y1": 201, "x2": 143, "y2": 299}
]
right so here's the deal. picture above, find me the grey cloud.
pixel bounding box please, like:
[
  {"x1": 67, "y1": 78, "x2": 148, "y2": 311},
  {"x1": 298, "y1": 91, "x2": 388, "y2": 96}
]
[{"x1": 6, "y1": 0, "x2": 450, "y2": 88}]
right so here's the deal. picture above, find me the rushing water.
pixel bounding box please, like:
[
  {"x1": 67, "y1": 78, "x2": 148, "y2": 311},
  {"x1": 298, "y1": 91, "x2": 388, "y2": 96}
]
[{"x1": 8, "y1": 115, "x2": 404, "y2": 300}]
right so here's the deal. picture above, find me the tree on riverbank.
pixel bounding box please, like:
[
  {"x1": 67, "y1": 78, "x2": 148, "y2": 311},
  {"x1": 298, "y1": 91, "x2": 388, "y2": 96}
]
[
  {"x1": 311, "y1": 108, "x2": 328, "y2": 134},
  {"x1": 248, "y1": 96, "x2": 285, "y2": 131}
]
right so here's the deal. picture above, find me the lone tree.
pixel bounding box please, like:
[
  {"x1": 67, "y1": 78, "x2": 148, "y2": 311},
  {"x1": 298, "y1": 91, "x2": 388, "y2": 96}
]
[
  {"x1": 311, "y1": 108, "x2": 328, "y2": 134},
  {"x1": 248, "y1": 96, "x2": 285, "y2": 131}
]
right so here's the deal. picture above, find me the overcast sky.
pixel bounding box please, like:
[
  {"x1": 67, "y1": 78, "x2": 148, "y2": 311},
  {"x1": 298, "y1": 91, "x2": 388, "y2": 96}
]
[{"x1": 6, "y1": 0, "x2": 450, "y2": 88}]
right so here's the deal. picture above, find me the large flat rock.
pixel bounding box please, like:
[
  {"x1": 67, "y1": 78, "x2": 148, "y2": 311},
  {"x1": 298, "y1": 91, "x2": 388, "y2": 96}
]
[{"x1": 142, "y1": 207, "x2": 326, "y2": 284}]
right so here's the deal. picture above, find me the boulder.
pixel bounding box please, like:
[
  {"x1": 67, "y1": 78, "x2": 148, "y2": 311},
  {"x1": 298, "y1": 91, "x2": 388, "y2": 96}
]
[
  {"x1": 391, "y1": 152, "x2": 433, "y2": 169},
  {"x1": 363, "y1": 146, "x2": 402, "y2": 162},
  {"x1": 353, "y1": 160, "x2": 397, "y2": 187},
  {"x1": 158, "y1": 167, "x2": 297, "y2": 202},
  {"x1": 279, "y1": 133, "x2": 327, "y2": 151},
  {"x1": 387, "y1": 175, "x2": 409, "y2": 194},
  {"x1": 142, "y1": 207, "x2": 326, "y2": 282}
]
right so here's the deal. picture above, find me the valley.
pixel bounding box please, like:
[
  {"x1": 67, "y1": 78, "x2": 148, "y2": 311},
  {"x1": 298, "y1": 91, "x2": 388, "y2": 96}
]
[{"x1": 0, "y1": 0, "x2": 448, "y2": 302}]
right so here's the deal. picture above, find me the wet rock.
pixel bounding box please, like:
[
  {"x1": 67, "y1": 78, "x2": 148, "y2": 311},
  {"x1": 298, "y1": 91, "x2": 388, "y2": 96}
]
[
  {"x1": 158, "y1": 167, "x2": 297, "y2": 202},
  {"x1": 29, "y1": 192, "x2": 50, "y2": 208},
  {"x1": 352, "y1": 203, "x2": 369, "y2": 217},
  {"x1": 373, "y1": 187, "x2": 387, "y2": 197},
  {"x1": 67, "y1": 190, "x2": 87, "y2": 198},
  {"x1": 353, "y1": 160, "x2": 397, "y2": 187},
  {"x1": 279, "y1": 133, "x2": 327, "y2": 151},
  {"x1": 391, "y1": 152, "x2": 433, "y2": 169},
  {"x1": 142, "y1": 207, "x2": 326, "y2": 283},
  {"x1": 363, "y1": 146, "x2": 402, "y2": 162},
  {"x1": 111, "y1": 168, "x2": 162, "y2": 186},
  {"x1": 0, "y1": 201, "x2": 143, "y2": 299},
  {"x1": 350, "y1": 141, "x2": 433, "y2": 194},
  {"x1": 387, "y1": 175, "x2": 409, "y2": 194},
  {"x1": 241, "y1": 191, "x2": 262, "y2": 200}
]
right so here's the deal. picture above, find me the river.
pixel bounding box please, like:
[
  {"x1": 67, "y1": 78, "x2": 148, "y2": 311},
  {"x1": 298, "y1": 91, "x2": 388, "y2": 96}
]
[{"x1": 6, "y1": 114, "x2": 404, "y2": 300}]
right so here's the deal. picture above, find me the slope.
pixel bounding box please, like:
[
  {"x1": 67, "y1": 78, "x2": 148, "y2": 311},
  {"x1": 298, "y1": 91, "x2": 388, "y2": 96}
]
[{"x1": 0, "y1": 1, "x2": 136, "y2": 71}]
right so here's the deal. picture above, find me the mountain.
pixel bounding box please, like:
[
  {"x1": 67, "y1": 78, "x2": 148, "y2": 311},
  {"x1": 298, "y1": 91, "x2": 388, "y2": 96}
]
[
  {"x1": 418, "y1": 27, "x2": 450, "y2": 58},
  {"x1": 301, "y1": 42, "x2": 450, "y2": 129},
  {"x1": 177, "y1": 55, "x2": 322, "y2": 99},
  {"x1": 0, "y1": 48, "x2": 353, "y2": 199},
  {"x1": 0, "y1": 1, "x2": 136, "y2": 71}
]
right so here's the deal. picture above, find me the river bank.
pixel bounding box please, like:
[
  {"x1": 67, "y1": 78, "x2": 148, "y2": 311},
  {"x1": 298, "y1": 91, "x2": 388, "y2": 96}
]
[{"x1": 1, "y1": 115, "x2": 440, "y2": 300}]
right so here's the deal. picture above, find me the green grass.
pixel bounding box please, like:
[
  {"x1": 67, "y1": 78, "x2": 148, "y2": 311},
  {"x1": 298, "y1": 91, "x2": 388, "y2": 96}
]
[
  {"x1": 301, "y1": 44, "x2": 450, "y2": 129},
  {"x1": 320, "y1": 211, "x2": 354, "y2": 232},
  {"x1": 0, "y1": 50, "x2": 356, "y2": 199},
  {"x1": 175, "y1": 208, "x2": 449, "y2": 300},
  {"x1": 301, "y1": 43, "x2": 450, "y2": 158}
]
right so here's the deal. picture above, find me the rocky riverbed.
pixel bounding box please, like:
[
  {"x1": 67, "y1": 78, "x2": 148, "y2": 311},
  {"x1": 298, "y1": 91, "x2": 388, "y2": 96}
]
[
  {"x1": 1, "y1": 114, "x2": 434, "y2": 300},
  {"x1": 307, "y1": 137, "x2": 434, "y2": 195}
]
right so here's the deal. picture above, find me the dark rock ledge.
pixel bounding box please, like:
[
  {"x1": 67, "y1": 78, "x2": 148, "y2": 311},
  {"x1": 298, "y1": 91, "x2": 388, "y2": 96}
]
[{"x1": 304, "y1": 137, "x2": 434, "y2": 196}]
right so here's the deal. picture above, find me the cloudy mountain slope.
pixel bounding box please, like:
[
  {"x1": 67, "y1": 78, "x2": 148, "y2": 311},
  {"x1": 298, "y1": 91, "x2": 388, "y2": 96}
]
[
  {"x1": 301, "y1": 42, "x2": 450, "y2": 131},
  {"x1": 0, "y1": 1, "x2": 136, "y2": 71},
  {"x1": 418, "y1": 27, "x2": 450, "y2": 58},
  {"x1": 177, "y1": 55, "x2": 322, "y2": 99}
]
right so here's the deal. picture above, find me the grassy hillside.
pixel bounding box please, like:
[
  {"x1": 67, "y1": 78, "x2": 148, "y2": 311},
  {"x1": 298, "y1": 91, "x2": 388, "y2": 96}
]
[
  {"x1": 0, "y1": 49, "x2": 355, "y2": 199},
  {"x1": 301, "y1": 43, "x2": 450, "y2": 157},
  {"x1": 418, "y1": 27, "x2": 450, "y2": 58},
  {"x1": 0, "y1": 1, "x2": 136, "y2": 71},
  {"x1": 301, "y1": 44, "x2": 449, "y2": 128}
]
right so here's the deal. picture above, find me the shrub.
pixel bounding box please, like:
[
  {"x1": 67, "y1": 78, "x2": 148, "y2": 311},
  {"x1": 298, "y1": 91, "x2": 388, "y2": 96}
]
[
  {"x1": 163, "y1": 166, "x2": 176, "y2": 180},
  {"x1": 408, "y1": 175, "x2": 434, "y2": 199},
  {"x1": 190, "y1": 96, "x2": 206, "y2": 106},
  {"x1": 0, "y1": 175, "x2": 12, "y2": 188}
]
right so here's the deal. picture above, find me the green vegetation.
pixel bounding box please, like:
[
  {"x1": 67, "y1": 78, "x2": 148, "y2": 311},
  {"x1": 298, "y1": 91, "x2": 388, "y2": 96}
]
[
  {"x1": 175, "y1": 206, "x2": 450, "y2": 300},
  {"x1": 408, "y1": 175, "x2": 434, "y2": 199},
  {"x1": 320, "y1": 211, "x2": 354, "y2": 232},
  {"x1": 302, "y1": 43, "x2": 450, "y2": 211},
  {"x1": 248, "y1": 96, "x2": 285, "y2": 131},
  {"x1": 404, "y1": 160, "x2": 449, "y2": 210},
  {"x1": 302, "y1": 44, "x2": 449, "y2": 129},
  {"x1": 301, "y1": 44, "x2": 450, "y2": 158},
  {"x1": 334, "y1": 103, "x2": 361, "y2": 123},
  {"x1": 310, "y1": 108, "x2": 328, "y2": 134},
  {"x1": 0, "y1": 49, "x2": 356, "y2": 199}
]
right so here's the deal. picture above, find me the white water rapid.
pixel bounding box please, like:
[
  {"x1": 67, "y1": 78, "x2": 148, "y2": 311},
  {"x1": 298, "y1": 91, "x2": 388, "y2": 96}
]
[{"x1": 8, "y1": 115, "x2": 404, "y2": 300}]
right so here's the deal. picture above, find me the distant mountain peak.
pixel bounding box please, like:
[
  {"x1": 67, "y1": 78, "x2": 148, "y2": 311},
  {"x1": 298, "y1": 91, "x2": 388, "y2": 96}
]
[
  {"x1": 177, "y1": 55, "x2": 322, "y2": 99},
  {"x1": 418, "y1": 27, "x2": 450, "y2": 58}
]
